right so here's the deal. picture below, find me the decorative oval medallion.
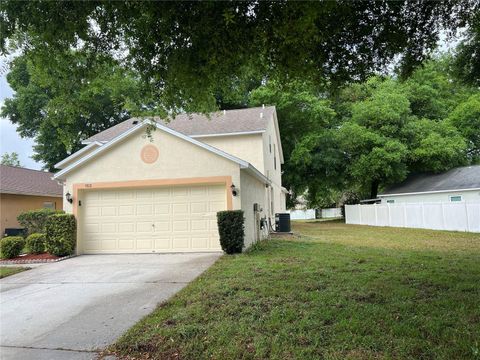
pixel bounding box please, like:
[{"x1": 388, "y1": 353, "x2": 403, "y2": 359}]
[{"x1": 141, "y1": 144, "x2": 159, "y2": 164}]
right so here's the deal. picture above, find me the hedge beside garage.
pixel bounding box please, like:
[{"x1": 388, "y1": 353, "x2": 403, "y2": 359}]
[
  {"x1": 217, "y1": 210, "x2": 245, "y2": 254},
  {"x1": 45, "y1": 214, "x2": 76, "y2": 256}
]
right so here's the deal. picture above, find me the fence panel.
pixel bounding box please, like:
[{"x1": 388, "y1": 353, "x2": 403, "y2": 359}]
[{"x1": 345, "y1": 202, "x2": 480, "y2": 233}]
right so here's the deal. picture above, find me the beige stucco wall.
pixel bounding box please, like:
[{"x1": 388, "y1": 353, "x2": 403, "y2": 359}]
[
  {"x1": 0, "y1": 194, "x2": 63, "y2": 235},
  {"x1": 380, "y1": 189, "x2": 480, "y2": 204},
  {"x1": 62, "y1": 128, "x2": 243, "y2": 214},
  {"x1": 198, "y1": 134, "x2": 265, "y2": 173},
  {"x1": 240, "y1": 170, "x2": 269, "y2": 247}
]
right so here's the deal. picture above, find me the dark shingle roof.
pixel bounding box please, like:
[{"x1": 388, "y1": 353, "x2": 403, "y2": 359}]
[
  {"x1": 380, "y1": 165, "x2": 480, "y2": 195},
  {"x1": 83, "y1": 106, "x2": 275, "y2": 143},
  {"x1": 0, "y1": 165, "x2": 62, "y2": 197}
]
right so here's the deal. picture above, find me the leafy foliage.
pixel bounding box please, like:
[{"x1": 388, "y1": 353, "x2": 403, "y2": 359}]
[
  {"x1": 216, "y1": 210, "x2": 245, "y2": 254},
  {"x1": 0, "y1": 236, "x2": 25, "y2": 259},
  {"x1": 447, "y1": 94, "x2": 480, "y2": 163},
  {"x1": 17, "y1": 208, "x2": 62, "y2": 235},
  {"x1": 1, "y1": 51, "x2": 155, "y2": 170},
  {"x1": 26, "y1": 233, "x2": 46, "y2": 254},
  {"x1": 0, "y1": 152, "x2": 21, "y2": 166},
  {"x1": 0, "y1": 1, "x2": 477, "y2": 111},
  {"x1": 45, "y1": 214, "x2": 76, "y2": 257}
]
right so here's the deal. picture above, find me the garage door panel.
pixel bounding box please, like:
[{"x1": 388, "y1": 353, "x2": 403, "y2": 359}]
[
  {"x1": 172, "y1": 236, "x2": 190, "y2": 249},
  {"x1": 154, "y1": 237, "x2": 171, "y2": 249},
  {"x1": 81, "y1": 184, "x2": 226, "y2": 253},
  {"x1": 154, "y1": 221, "x2": 170, "y2": 231},
  {"x1": 101, "y1": 223, "x2": 116, "y2": 233}
]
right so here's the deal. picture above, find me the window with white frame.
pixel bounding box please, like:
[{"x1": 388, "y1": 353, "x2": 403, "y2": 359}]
[{"x1": 449, "y1": 195, "x2": 462, "y2": 202}]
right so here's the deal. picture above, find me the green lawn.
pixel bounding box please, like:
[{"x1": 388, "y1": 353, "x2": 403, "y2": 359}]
[
  {"x1": 112, "y1": 221, "x2": 480, "y2": 360},
  {"x1": 0, "y1": 266, "x2": 28, "y2": 279}
]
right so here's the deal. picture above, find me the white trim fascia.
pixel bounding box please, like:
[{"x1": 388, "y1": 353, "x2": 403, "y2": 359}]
[
  {"x1": 241, "y1": 163, "x2": 270, "y2": 185},
  {"x1": 54, "y1": 120, "x2": 258, "y2": 180},
  {"x1": 82, "y1": 131, "x2": 265, "y2": 144},
  {"x1": 272, "y1": 110, "x2": 285, "y2": 164},
  {"x1": 191, "y1": 130, "x2": 265, "y2": 138},
  {"x1": 82, "y1": 140, "x2": 107, "y2": 145},
  {"x1": 54, "y1": 141, "x2": 103, "y2": 169},
  {"x1": 54, "y1": 122, "x2": 147, "y2": 179},
  {"x1": 378, "y1": 187, "x2": 480, "y2": 197}
]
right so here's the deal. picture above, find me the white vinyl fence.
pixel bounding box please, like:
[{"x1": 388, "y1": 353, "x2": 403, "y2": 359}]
[
  {"x1": 288, "y1": 209, "x2": 316, "y2": 220},
  {"x1": 345, "y1": 202, "x2": 480, "y2": 233},
  {"x1": 320, "y1": 207, "x2": 343, "y2": 218}
]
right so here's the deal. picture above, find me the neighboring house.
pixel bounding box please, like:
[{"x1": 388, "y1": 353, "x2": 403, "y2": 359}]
[
  {"x1": 379, "y1": 165, "x2": 480, "y2": 204},
  {"x1": 0, "y1": 165, "x2": 63, "y2": 236},
  {"x1": 54, "y1": 106, "x2": 287, "y2": 254}
]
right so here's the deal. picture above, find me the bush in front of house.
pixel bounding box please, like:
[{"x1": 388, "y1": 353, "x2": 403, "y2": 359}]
[
  {"x1": 26, "y1": 233, "x2": 46, "y2": 254},
  {"x1": 45, "y1": 214, "x2": 76, "y2": 257},
  {"x1": 17, "y1": 208, "x2": 64, "y2": 235},
  {"x1": 0, "y1": 236, "x2": 25, "y2": 259},
  {"x1": 216, "y1": 210, "x2": 245, "y2": 254}
]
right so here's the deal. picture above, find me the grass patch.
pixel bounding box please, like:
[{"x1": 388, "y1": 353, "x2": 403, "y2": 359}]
[
  {"x1": 0, "y1": 266, "x2": 28, "y2": 279},
  {"x1": 112, "y1": 222, "x2": 480, "y2": 359}
]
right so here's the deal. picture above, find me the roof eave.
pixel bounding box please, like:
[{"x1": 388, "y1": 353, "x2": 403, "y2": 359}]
[
  {"x1": 54, "y1": 141, "x2": 103, "y2": 169},
  {"x1": 378, "y1": 187, "x2": 480, "y2": 197}
]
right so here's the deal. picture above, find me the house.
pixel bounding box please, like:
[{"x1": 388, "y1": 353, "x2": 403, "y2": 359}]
[
  {"x1": 379, "y1": 165, "x2": 480, "y2": 204},
  {"x1": 0, "y1": 165, "x2": 63, "y2": 236},
  {"x1": 53, "y1": 106, "x2": 287, "y2": 254}
]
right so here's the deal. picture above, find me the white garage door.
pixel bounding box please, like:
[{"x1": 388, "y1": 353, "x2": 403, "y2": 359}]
[{"x1": 80, "y1": 184, "x2": 226, "y2": 253}]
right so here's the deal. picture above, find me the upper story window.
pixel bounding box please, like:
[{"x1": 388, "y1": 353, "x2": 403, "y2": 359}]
[
  {"x1": 273, "y1": 143, "x2": 277, "y2": 170},
  {"x1": 449, "y1": 195, "x2": 462, "y2": 202},
  {"x1": 269, "y1": 135, "x2": 272, "y2": 153}
]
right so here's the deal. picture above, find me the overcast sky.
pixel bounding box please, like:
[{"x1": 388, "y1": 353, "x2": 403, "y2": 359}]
[{"x1": 0, "y1": 70, "x2": 43, "y2": 170}]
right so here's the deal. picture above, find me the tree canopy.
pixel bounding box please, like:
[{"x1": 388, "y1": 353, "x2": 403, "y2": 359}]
[
  {"x1": 1, "y1": 51, "x2": 155, "y2": 170},
  {"x1": 1, "y1": 152, "x2": 21, "y2": 167},
  {"x1": 1, "y1": 1, "x2": 478, "y2": 112}
]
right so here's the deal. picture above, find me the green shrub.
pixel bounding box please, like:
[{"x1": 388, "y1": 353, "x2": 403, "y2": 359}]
[
  {"x1": 26, "y1": 233, "x2": 46, "y2": 254},
  {"x1": 17, "y1": 208, "x2": 63, "y2": 235},
  {"x1": 216, "y1": 210, "x2": 245, "y2": 254},
  {"x1": 0, "y1": 236, "x2": 25, "y2": 259},
  {"x1": 45, "y1": 214, "x2": 76, "y2": 256}
]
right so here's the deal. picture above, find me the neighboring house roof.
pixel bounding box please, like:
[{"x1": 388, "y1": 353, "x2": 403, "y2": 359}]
[
  {"x1": 0, "y1": 165, "x2": 63, "y2": 197},
  {"x1": 379, "y1": 165, "x2": 480, "y2": 196},
  {"x1": 54, "y1": 120, "x2": 270, "y2": 185},
  {"x1": 83, "y1": 106, "x2": 276, "y2": 144}
]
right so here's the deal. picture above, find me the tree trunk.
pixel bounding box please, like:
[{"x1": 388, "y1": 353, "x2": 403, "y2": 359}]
[{"x1": 370, "y1": 180, "x2": 379, "y2": 199}]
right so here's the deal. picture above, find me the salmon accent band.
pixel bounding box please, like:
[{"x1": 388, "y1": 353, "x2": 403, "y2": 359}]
[{"x1": 72, "y1": 176, "x2": 234, "y2": 217}]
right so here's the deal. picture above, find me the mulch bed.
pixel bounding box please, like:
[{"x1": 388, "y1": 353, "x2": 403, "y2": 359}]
[{"x1": 0, "y1": 253, "x2": 75, "y2": 264}]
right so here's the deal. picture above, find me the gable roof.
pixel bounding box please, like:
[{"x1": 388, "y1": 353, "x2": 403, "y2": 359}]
[
  {"x1": 83, "y1": 106, "x2": 276, "y2": 144},
  {"x1": 54, "y1": 120, "x2": 269, "y2": 184},
  {"x1": 379, "y1": 165, "x2": 480, "y2": 196},
  {"x1": 0, "y1": 165, "x2": 62, "y2": 197},
  {"x1": 55, "y1": 141, "x2": 102, "y2": 169}
]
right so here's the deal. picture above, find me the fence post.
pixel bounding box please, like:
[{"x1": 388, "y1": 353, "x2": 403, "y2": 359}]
[
  {"x1": 374, "y1": 204, "x2": 378, "y2": 226},
  {"x1": 358, "y1": 205, "x2": 362, "y2": 224},
  {"x1": 441, "y1": 202, "x2": 446, "y2": 230},
  {"x1": 465, "y1": 201, "x2": 470, "y2": 232},
  {"x1": 421, "y1": 202, "x2": 425, "y2": 229},
  {"x1": 403, "y1": 203, "x2": 407, "y2": 227},
  {"x1": 387, "y1": 204, "x2": 391, "y2": 227}
]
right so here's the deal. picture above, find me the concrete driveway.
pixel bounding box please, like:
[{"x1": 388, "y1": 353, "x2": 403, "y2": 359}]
[{"x1": 0, "y1": 253, "x2": 221, "y2": 360}]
